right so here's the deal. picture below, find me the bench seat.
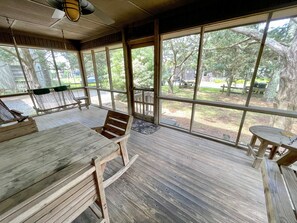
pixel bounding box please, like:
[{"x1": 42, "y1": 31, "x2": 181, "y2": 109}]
[{"x1": 261, "y1": 159, "x2": 297, "y2": 223}]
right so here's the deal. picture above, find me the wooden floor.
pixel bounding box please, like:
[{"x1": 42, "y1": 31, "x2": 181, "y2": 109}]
[{"x1": 35, "y1": 106, "x2": 268, "y2": 223}]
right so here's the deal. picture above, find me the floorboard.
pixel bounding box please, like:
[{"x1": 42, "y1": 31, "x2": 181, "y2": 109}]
[{"x1": 34, "y1": 106, "x2": 268, "y2": 223}]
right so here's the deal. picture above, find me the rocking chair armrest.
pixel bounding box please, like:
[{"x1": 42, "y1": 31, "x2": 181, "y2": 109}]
[
  {"x1": 111, "y1": 134, "x2": 130, "y2": 144},
  {"x1": 10, "y1": 109, "x2": 23, "y2": 115},
  {"x1": 91, "y1": 126, "x2": 104, "y2": 133}
]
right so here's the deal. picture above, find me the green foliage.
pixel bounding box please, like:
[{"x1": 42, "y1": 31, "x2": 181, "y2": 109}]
[
  {"x1": 95, "y1": 51, "x2": 110, "y2": 89},
  {"x1": 202, "y1": 26, "x2": 261, "y2": 85},
  {"x1": 55, "y1": 51, "x2": 82, "y2": 86},
  {"x1": 110, "y1": 48, "x2": 126, "y2": 91},
  {"x1": 214, "y1": 79, "x2": 225, "y2": 83},
  {"x1": 0, "y1": 46, "x2": 19, "y2": 64},
  {"x1": 132, "y1": 46, "x2": 154, "y2": 88},
  {"x1": 83, "y1": 53, "x2": 94, "y2": 78},
  {"x1": 162, "y1": 34, "x2": 199, "y2": 84}
]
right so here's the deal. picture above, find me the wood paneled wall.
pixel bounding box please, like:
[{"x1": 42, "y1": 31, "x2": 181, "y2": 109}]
[
  {"x1": 158, "y1": 0, "x2": 297, "y2": 34},
  {"x1": 80, "y1": 32, "x2": 122, "y2": 50},
  {"x1": 0, "y1": 0, "x2": 296, "y2": 50},
  {"x1": 0, "y1": 28, "x2": 79, "y2": 50},
  {"x1": 80, "y1": 0, "x2": 297, "y2": 50},
  {"x1": 125, "y1": 21, "x2": 154, "y2": 41}
]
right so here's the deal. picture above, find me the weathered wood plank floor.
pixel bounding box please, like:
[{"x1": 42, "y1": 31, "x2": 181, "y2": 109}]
[{"x1": 35, "y1": 106, "x2": 267, "y2": 223}]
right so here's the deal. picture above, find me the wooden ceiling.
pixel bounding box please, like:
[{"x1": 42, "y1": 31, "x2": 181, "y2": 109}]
[{"x1": 0, "y1": 0, "x2": 195, "y2": 41}]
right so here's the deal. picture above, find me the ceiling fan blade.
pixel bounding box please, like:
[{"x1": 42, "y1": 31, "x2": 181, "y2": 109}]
[
  {"x1": 52, "y1": 9, "x2": 65, "y2": 19},
  {"x1": 92, "y1": 7, "x2": 115, "y2": 25}
]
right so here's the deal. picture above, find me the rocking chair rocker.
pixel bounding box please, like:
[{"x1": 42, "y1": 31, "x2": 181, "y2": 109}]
[{"x1": 92, "y1": 110, "x2": 138, "y2": 187}]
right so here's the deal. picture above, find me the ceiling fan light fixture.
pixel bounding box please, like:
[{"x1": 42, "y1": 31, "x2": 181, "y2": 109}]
[
  {"x1": 47, "y1": 0, "x2": 114, "y2": 24},
  {"x1": 63, "y1": 0, "x2": 80, "y2": 22}
]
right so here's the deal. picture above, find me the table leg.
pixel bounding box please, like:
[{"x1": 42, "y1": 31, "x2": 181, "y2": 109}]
[
  {"x1": 268, "y1": 145, "x2": 279, "y2": 160},
  {"x1": 277, "y1": 150, "x2": 297, "y2": 166},
  {"x1": 247, "y1": 134, "x2": 257, "y2": 157},
  {"x1": 252, "y1": 141, "x2": 269, "y2": 169}
]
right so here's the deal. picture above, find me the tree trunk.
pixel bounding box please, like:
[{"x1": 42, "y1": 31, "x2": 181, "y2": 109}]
[
  {"x1": 273, "y1": 42, "x2": 297, "y2": 131},
  {"x1": 167, "y1": 78, "x2": 174, "y2": 93},
  {"x1": 21, "y1": 49, "x2": 40, "y2": 88},
  {"x1": 39, "y1": 63, "x2": 52, "y2": 87},
  {"x1": 226, "y1": 75, "x2": 233, "y2": 96},
  {"x1": 263, "y1": 71, "x2": 279, "y2": 102},
  {"x1": 196, "y1": 72, "x2": 203, "y2": 91}
]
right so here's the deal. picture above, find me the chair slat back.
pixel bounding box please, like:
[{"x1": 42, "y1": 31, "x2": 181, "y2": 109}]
[
  {"x1": 0, "y1": 164, "x2": 103, "y2": 223},
  {"x1": 102, "y1": 111, "x2": 133, "y2": 139}
]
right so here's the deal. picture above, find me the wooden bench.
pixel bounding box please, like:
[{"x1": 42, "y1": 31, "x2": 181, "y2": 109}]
[
  {"x1": 28, "y1": 86, "x2": 86, "y2": 115},
  {"x1": 220, "y1": 84, "x2": 248, "y2": 94},
  {"x1": 0, "y1": 117, "x2": 38, "y2": 143},
  {"x1": 261, "y1": 159, "x2": 297, "y2": 223},
  {"x1": 0, "y1": 157, "x2": 109, "y2": 223}
]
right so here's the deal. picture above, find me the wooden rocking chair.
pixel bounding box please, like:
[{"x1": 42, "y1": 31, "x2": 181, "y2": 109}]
[
  {"x1": 0, "y1": 99, "x2": 28, "y2": 125},
  {"x1": 92, "y1": 110, "x2": 138, "y2": 187}
]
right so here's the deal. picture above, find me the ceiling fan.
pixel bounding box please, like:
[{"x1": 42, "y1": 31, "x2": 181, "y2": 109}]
[{"x1": 47, "y1": 0, "x2": 115, "y2": 25}]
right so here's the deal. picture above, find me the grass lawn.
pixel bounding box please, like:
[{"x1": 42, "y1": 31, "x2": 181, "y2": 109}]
[{"x1": 160, "y1": 85, "x2": 279, "y2": 144}]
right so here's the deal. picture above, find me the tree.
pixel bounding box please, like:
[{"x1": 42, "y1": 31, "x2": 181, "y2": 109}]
[
  {"x1": 0, "y1": 47, "x2": 55, "y2": 88},
  {"x1": 131, "y1": 46, "x2": 154, "y2": 88},
  {"x1": 110, "y1": 48, "x2": 126, "y2": 91},
  {"x1": 232, "y1": 18, "x2": 297, "y2": 130},
  {"x1": 162, "y1": 35, "x2": 199, "y2": 93},
  {"x1": 55, "y1": 51, "x2": 81, "y2": 86},
  {"x1": 202, "y1": 28, "x2": 261, "y2": 96},
  {"x1": 94, "y1": 51, "x2": 109, "y2": 89}
]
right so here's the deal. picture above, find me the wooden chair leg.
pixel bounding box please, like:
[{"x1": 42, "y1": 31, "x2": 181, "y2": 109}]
[
  {"x1": 268, "y1": 145, "x2": 279, "y2": 160},
  {"x1": 247, "y1": 135, "x2": 257, "y2": 156},
  {"x1": 119, "y1": 140, "x2": 129, "y2": 166},
  {"x1": 92, "y1": 157, "x2": 110, "y2": 223}
]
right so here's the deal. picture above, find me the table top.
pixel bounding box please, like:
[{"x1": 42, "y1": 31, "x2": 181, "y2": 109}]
[
  {"x1": 0, "y1": 122, "x2": 118, "y2": 214},
  {"x1": 249, "y1": 125, "x2": 297, "y2": 150}
]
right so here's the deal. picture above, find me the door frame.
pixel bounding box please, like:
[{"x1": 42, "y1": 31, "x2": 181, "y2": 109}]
[{"x1": 127, "y1": 38, "x2": 156, "y2": 123}]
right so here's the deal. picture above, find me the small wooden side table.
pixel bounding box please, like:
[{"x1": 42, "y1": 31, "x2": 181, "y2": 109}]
[
  {"x1": 247, "y1": 125, "x2": 294, "y2": 169},
  {"x1": 75, "y1": 96, "x2": 89, "y2": 109}
]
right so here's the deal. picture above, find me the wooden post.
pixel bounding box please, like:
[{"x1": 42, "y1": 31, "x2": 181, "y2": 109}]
[
  {"x1": 122, "y1": 29, "x2": 133, "y2": 115},
  {"x1": 142, "y1": 90, "x2": 145, "y2": 118},
  {"x1": 235, "y1": 13, "x2": 272, "y2": 147},
  {"x1": 105, "y1": 47, "x2": 116, "y2": 110},
  {"x1": 154, "y1": 19, "x2": 160, "y2": 125},
  {"x1": 190, "y1": 26, "x2": 204, "y2": 133},
  {"x1": 79, "y1": 51, "x2": 91, "y2": 106},
  {"x1": 91, "y1": 50, "x2": 102, "y2": 107},
  {"x1": 245, "y1": 13, "x2": 272, "y2": 107},
  {"x1": 10, "y1": 24, "x2": 39, "y2": 115}
]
